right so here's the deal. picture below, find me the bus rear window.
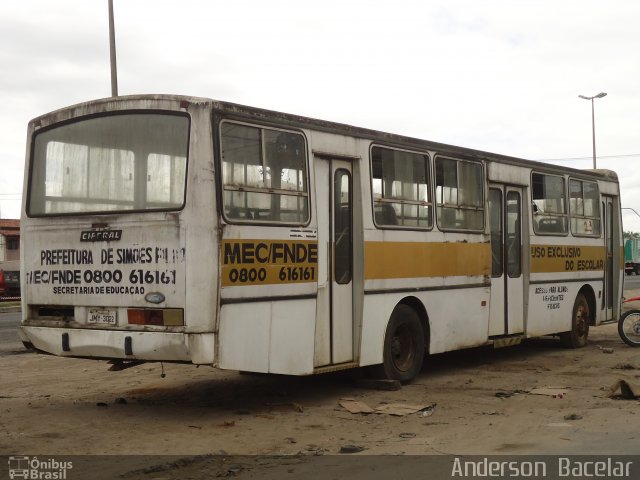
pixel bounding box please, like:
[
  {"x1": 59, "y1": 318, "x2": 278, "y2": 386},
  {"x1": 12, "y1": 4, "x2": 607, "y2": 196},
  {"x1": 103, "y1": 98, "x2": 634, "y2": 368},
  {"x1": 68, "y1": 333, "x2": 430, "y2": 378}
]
[{"x1": 28, "y1": 113, "x2": 189, "y2": 216}]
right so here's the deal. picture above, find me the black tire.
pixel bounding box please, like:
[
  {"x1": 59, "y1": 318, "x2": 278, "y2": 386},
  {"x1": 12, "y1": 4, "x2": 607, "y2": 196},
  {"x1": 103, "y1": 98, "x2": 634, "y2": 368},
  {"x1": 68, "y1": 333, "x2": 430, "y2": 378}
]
[
  {"x1": 560, "y1": 293, "x2": 590, "y2": 348},
  {"x1": 618, "y1": 310, "x2": 640, "y2": 347},
  {"x1": 376, "y1": 304, "x2": 425, "y2": 383}
]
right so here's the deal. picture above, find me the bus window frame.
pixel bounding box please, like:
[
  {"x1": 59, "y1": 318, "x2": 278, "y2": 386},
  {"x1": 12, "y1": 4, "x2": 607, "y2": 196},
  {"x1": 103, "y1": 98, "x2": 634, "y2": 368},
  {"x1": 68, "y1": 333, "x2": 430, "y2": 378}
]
[
  {"x1": 531, "y1": 171, "x2": 569, "y2": 237},
  {"x1": 334, "y1": 168, "x2": 353, "y2": 285},
  {"x1": 26, "y1": 110, "x2": 191, "y2": 218},
  {"x1": 434, "y1": 155, "x2": 486, "y2": 233},
  {"x1": 568, "y1": 177, "x2": 602, "y2": 238},
  {"x1": 369, "y1": 143, "x2": 434, "y2": 231},
  {"x1": 216, "y1": 118, "x2": 311, "y2": 227}
]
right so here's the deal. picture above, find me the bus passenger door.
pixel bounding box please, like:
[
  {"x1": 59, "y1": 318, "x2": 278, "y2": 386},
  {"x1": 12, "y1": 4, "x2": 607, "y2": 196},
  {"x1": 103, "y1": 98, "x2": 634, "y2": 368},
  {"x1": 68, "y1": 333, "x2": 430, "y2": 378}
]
[
  {"x1": 603, "y1": 195, "x2": 617, "y2": 321},
  {"x1": 489, "y1": 185, "x2": 525, "y2": 337},
  {"x1": 314, "y1": 156, "x2": 354, "y2": 365}
]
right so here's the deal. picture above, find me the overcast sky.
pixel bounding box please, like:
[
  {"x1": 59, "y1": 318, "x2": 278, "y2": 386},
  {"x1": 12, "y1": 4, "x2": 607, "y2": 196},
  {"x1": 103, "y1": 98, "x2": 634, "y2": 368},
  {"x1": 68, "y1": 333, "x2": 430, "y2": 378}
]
[{"x1": 2, "y1": 1, "x2": 640, "y2": 230}]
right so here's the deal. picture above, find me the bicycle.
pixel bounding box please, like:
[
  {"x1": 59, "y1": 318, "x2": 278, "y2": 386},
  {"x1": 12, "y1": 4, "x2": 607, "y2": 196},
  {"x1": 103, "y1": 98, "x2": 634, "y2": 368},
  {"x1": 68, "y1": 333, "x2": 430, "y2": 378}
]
[{"x1": 619, "y1": 296, "x2": 640, "y2": 347}]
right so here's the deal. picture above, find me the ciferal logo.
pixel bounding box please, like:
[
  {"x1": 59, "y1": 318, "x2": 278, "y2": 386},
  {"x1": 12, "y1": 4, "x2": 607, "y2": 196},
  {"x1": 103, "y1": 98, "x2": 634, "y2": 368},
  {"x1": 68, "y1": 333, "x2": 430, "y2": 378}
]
[
  {"x1": 80, "y1": 229, "x2": 122, "y2": 242},
  {"x1": 8, "y1": 456, "x2": 73, "y2": 479}
]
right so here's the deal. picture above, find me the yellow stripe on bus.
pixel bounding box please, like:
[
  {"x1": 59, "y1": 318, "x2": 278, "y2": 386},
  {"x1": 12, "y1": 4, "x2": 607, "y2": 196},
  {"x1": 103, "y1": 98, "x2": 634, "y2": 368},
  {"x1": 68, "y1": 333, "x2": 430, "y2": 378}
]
[
  {"x1": 364, "y1": 241, "x2": 491, "y2": 280},
  {"x1": 530, "y1": 245, "x2": 605, "y2": 273}
]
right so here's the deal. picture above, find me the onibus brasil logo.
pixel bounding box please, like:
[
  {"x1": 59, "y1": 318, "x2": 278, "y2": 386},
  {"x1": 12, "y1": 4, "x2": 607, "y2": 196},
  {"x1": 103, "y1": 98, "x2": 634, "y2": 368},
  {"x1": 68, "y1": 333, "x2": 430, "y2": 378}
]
[{"x1": 8, "y1": 456, "x2": 72, "y2": 479}]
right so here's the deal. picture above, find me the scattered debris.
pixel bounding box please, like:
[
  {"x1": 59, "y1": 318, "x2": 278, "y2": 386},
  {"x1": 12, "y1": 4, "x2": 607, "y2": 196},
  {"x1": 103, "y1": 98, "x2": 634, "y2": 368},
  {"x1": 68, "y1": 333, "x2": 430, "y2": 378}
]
[
  {"x1": 217, "y1": 420, "x2": 235, "y2": 427},
  {"x1": 298, "y1": 446, "x2": 327, "y2": 456},
  {"x1": 564, "y1": 413, "x2": 583, "y2": 420},
  {"x1": 596, "y1": 345, "x2": 614, "y2": 353},
  {"x1": 107, "y1": 359, "x2": 144, "y2": 372},
  {"x1": 266, "y1": 402, "x2": 304, "y2": 413},
  {"x1": 494, "y1": 389, "x2": 527, "y2": 398},
  {"x1": 254, "y1": 414, "x2": 275, "y2": 420},
  {"x1": 96, "y1": 402, "x2": 108, "y2": 407},
  {"x1": 188, "y1": 425, "x2": 202, "y2": 429},
  {"x1": 419, "y1": 404, "x2": 436, "y2": 417},
  {"x1": 220, "y1": 463, "x2": 244, "y2": 477},
  {"x1": 354, "y1": 378, "x2": 402, "y2": 391},
  {"x1": 613, "y1": 363, "x2": 637, "y2": 370},
  {"x1": 339, "y1": 444, "x2": 365, "y2": 454},
  {"x1": 609, "y1": 379, "x2": 640, "y2": 399},
  {"x1": 529, "y1": 387, "x2": 568, "y2": 398},
  {"x1": 482, "y1": 411, "x2": 501, "y2": 416},
  {"x1": 339, "y1": 399, "x2": 375, "y2": 414},
  {"x1": 285, "y1": 437, "x2": 297, "y2": 444},
  {"x1": 399, "y1": 432, "x2": 416, "y2": 439},
  {"x1": 339, "y1": 399, "x2": 434, "y2": 416},
  {"x1": 375, "y1": 402, "x2": 435, "y2": 416},
  {"x1": 114, "y1": 397, "x2": 127, "y2": 405}
]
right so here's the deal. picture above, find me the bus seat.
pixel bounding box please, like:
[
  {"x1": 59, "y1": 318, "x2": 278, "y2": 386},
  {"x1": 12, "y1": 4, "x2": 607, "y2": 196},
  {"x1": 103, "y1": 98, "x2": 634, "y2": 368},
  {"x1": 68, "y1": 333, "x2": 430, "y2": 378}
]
[
  {"x1": 227, "y1": 206, "x2": 252, "y2": 220},
  {"x1": 375, "y1": 204, "x2": 398, "y2": 225}
]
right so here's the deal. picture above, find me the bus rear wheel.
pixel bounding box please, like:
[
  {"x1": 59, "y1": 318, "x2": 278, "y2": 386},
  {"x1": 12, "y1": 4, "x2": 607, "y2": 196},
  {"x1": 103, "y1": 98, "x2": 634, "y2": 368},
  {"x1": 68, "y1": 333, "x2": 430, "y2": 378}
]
[
  {"x1": 377, "y1": 304, "x2": 425, "y2": 383},
  {"x1": 560, "y1": 293, "x2": 590, "y2": 348}
]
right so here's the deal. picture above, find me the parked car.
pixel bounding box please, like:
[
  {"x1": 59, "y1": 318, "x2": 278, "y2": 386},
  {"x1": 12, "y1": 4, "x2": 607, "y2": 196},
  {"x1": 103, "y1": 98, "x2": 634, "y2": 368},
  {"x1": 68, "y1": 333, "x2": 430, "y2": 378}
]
[{"x1": 0, "y1": 269, "x2": 20, "y2": 297}]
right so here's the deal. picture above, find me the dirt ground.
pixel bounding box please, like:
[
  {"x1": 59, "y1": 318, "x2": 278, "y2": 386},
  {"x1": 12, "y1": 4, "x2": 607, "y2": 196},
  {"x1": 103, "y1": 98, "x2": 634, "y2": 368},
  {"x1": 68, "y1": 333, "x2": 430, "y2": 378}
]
[{"x1": 1, "y1": 304, "x2": 639, "y2": 479}]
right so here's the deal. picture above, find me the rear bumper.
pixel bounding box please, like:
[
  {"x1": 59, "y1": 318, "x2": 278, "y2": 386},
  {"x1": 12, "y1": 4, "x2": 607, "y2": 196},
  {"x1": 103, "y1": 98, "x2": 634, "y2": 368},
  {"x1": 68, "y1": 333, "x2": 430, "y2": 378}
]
[{"x1": 19, "y1": 326, "x2": 215, "y2": 364}]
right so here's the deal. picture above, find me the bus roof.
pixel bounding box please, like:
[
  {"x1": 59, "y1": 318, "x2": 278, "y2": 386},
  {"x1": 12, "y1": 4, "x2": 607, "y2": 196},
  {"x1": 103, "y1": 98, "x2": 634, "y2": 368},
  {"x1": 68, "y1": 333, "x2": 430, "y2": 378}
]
[{"x1": 30, "y1": 94, "x2": 618, "y2": 183}]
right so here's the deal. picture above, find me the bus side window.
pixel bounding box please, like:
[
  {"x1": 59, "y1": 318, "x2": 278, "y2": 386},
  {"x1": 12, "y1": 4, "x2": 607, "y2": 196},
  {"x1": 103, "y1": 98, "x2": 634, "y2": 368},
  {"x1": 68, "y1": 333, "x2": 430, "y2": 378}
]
[
  {"x1": 220, "y1": 122, "x2": 309, "y2": 225},
  {"x1": 371, "y1": 145, "x2": 431, "y2": 229},
  {"x1": 435, "y1": 156, "x2": 484, "y2": 231},
  {"x1": 531, "y1": 172, "x2": 567, "y2": 235}
]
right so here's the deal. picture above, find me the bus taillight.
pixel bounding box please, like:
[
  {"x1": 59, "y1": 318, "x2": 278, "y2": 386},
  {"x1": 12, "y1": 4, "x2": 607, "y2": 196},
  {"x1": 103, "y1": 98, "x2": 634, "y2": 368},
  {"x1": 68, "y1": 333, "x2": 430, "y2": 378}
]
[{"x1": 127, "y1": 308, "x2": 184, "y2": 326}]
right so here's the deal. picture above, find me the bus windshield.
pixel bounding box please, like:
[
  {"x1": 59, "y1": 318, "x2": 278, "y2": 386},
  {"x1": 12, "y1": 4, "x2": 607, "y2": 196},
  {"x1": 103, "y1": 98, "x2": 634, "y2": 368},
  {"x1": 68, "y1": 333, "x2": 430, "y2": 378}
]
[{"x1": 28, "y1": 113, "x2": 189, "y2": 216}]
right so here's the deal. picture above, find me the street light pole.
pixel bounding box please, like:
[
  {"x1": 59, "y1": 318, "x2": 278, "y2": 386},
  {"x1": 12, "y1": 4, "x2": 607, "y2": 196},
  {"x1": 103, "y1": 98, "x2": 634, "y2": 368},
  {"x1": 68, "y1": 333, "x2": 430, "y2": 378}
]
[
  {"x1": 108, "y1": 0, "x2": 118, "y2": 97},
  {"x1": 578, "y1": 92, "x2": 607, "y2": 169}
]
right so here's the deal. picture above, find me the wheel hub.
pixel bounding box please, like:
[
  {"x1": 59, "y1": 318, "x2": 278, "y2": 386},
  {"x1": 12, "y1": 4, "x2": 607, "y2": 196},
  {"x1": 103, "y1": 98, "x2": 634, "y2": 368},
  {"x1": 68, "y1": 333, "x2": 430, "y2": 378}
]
[
  {"x1": 575, "y1": 305, "x2": 588, "y2": 336},
  {"x1": 391, "y1": 326, "x2": 414, "y2": 372}
]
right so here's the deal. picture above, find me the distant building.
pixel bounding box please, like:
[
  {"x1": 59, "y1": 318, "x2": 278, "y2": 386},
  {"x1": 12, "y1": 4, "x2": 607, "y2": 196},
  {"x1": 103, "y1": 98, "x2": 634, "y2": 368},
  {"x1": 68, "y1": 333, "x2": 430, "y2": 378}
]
[{"x1": 0, "y1": 219, "x2": 20, "y2": 263}]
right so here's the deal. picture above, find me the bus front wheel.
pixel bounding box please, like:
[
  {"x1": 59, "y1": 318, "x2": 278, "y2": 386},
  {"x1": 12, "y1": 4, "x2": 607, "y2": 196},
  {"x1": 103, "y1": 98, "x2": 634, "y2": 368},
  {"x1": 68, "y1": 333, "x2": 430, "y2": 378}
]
[
  {"x1": 377, "y1": 305, "x2": 425, "y2": 383},
  {"x1": 560, "y1": 293, "x2": 590, "y2": 348}
]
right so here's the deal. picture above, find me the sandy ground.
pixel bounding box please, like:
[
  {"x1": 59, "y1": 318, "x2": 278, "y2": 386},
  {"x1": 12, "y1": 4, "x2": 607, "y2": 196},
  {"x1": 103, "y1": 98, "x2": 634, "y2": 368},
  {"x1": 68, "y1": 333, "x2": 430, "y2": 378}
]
[{"x1": 1, "y1": 304, "x2": 639, "y2": 479}]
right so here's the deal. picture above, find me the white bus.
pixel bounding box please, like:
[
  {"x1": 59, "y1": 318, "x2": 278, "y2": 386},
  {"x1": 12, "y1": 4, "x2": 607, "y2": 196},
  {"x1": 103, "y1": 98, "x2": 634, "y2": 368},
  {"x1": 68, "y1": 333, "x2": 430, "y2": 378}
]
[{"x1": 19, "y1": 95, "x2": 624, "y2": 381}]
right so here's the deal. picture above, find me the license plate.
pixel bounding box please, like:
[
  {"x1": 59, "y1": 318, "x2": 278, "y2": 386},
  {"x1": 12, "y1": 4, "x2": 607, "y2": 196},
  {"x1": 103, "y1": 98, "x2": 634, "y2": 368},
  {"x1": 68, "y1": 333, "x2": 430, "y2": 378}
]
[{"x1": 88, "y1": 309, "x2": 117, "y2": 325}]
